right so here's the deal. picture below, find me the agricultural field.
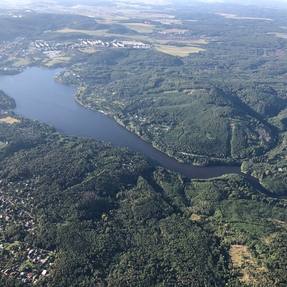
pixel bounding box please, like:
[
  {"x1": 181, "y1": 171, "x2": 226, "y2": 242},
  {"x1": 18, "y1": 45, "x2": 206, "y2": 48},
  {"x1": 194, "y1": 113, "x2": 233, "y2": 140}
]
[
  {"x1": 56, "y1": 28, "x2": 109, "y2": 37},
  {"x1": 124, "y1": 22, "x2": 156, "y2": 33},
  {"x1": 43, "y1": 56, "x2": 71, "y2": 67},
  {"x1": 155, "y1": 44, "x2": 205, "y2": 57},
  {"x1": 216, "y1": 13, "x2": 273, "y2": 21}
]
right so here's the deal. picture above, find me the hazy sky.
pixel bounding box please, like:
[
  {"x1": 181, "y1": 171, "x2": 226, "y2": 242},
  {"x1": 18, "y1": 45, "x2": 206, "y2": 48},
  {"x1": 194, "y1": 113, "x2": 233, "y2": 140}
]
[
  {"x1": 2, "y1": 0, "x2": 287, "y2": 7},
  {"x1": 2, "y1": 0, "x2": 287, "y2": 2}
]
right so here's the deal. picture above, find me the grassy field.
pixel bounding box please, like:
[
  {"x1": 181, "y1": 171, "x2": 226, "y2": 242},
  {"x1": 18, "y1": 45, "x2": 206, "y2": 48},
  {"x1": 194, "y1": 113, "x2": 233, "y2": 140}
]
[
  {"x1": 56, "y1": 28, "x2": 109, "y2": 36},
  {"x1": 43, "y1": 56, "x2": 71, "y2": 67},
  {"x1": 11, "y1": 57, "x2": 31, "y2": 67},
  {"x1": 96, "y1": 16, "x2": 131, "y2": 24},
  {"x1": 229, "y1": 245, "x2": 254, "y2": 269},
  {"x1": 156, "y1": 18, "x2": 183, "y2": 25},
  {"x1": 124, "y1": 23, "x2": 155, "y2": 33},
  {"x1": 155, "y1": 44, "x2": 205, "y2": 57},
  {"x1": 157, "y1": 38, "x2": 209, "y2": 46},
  {"x1": 160, "y1": 28, "x2": 188, "y2": 34},
  {"x1": 216, "y1": 13, "x2": 272, "y2": 21},
  {"x1": 229, "y1": 244, "x2": 266, "y2": 285},
  {"x1": 55, "y1": 28, "x2": 150, "y2": 41},
  {"x1": 78, "y1": 47, "x2": 98, "y2": 54}
]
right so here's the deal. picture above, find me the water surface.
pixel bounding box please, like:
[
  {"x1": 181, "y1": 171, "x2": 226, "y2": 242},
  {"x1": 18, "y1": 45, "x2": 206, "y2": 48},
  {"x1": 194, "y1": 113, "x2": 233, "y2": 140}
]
[{"x1": 0, "y1": 67, "x2": 241, "y2": 179}]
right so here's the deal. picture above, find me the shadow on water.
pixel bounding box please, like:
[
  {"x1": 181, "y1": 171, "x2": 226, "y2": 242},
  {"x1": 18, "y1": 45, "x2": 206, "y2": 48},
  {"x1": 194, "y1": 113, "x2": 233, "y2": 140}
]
[{"x1": 0, "y1": 67, "x2": 242, "y2": 179}]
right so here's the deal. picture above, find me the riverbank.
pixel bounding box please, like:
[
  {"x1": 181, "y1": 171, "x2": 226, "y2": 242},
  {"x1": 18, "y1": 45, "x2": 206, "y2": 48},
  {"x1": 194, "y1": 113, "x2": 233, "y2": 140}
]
[
  {"x1": 0, "y1": 67, "x2": 241, "y2": 179},
  {"x1": 74, "y1": 88, "x2": 241, "y2": 168}
]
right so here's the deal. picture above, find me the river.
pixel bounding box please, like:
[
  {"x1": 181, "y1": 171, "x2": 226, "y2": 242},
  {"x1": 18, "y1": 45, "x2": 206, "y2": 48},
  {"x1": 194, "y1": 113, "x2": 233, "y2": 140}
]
[{"x1": 0, "y1": 67, "x2": 241, "y2": 179}]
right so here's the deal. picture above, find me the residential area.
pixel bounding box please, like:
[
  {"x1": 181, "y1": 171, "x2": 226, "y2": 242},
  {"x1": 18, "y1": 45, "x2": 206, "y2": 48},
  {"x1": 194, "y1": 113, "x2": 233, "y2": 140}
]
[
  {"x1": 0, "y1": 180, "x2": 55, "y2": 284},
  {"x1": 0, "y1": 36, "x2": 152, "y2": 72}
]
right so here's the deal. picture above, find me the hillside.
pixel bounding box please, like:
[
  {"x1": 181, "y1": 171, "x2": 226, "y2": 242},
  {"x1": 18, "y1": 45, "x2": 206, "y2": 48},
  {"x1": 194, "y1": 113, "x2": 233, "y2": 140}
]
[{"x1": 0, "y1": 95, "x2": 286, "y2": 286}]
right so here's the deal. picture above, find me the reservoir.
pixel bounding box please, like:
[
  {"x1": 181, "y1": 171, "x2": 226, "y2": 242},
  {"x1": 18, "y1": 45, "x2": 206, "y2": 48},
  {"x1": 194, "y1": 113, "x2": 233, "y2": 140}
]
[{"x1": 0, "y1": 67, "x2": 240, "y2": 179}]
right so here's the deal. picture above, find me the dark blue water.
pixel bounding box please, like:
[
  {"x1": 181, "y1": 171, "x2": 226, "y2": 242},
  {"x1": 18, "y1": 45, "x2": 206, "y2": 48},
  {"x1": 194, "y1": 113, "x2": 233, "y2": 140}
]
[{"x1": 0, "y1": 67, "x2": 240, "y2": 179}]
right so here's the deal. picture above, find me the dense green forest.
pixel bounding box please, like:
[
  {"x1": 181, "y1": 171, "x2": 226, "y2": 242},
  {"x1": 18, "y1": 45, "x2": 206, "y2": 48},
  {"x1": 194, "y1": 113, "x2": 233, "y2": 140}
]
[
  {"x1": 59, "y1": 49, "x2": 277, "y2": 166},
  {"x1": 0, "y1": 92, "x2": 287, "y2": 287},
  {"x1": 0, "y1": 91, "x2": 15, "y2": 111}
]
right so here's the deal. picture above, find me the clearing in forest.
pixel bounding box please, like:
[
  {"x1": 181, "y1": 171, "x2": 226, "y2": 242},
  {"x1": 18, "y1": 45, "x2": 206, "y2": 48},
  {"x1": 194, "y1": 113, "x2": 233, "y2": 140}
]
[
  {"x1": 155, "y1": 44, "x2": 205, "y2": 57},
  {"x1": 0, "y1": 116, "x2": 21, "y2": 125}
]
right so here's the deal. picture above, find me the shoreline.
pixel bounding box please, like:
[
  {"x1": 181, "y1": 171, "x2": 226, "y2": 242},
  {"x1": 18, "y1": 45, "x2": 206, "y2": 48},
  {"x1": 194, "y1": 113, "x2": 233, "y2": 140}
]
[
  {"x1": 74, "y1": 91, "x2": 242, "y2": 169},
  {"x1": 1, "y1": 66, "x2": 242, "y2": 179}
]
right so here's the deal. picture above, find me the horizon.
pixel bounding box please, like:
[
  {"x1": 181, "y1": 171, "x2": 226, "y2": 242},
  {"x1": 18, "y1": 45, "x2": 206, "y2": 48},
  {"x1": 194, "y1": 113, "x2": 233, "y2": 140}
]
[{"x1": 2, "y1": 0, "x2": 287, "y2": 6}]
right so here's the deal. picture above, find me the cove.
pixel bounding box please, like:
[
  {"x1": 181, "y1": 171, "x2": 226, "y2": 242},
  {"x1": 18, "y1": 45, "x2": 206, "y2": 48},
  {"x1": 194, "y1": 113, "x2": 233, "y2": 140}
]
[{"x1": 0, "y1": 67, "x2": 241, "y2": 179}]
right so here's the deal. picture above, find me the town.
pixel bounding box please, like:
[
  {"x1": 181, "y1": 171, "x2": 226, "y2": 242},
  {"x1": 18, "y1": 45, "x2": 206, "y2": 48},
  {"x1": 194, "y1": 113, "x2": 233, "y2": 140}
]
[
  {"x1": 0, "y1": 37, "x2": 152, "y2": 72},
  {"x1": 0, "y1": 180, "x2": 55, "y2": 285},
  {"x1": 31, "y1": 39, "x2": 151, "y2": 51},
  {"x1": 0, "y1": 37, "x2": 151, "y2": 61}
]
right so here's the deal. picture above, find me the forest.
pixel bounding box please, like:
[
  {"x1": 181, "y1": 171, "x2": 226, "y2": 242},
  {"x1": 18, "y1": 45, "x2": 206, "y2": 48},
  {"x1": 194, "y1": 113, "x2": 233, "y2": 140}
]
[
  {"x1": 0, "y1": 91, "x2": 286, "y2": 287},
  {"x1": 0, "y1": 91, "x2": 15, "y2": 111}
]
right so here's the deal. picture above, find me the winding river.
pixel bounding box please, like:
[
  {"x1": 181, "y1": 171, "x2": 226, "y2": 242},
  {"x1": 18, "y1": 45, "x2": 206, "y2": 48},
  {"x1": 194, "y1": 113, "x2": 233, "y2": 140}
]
[{"x1": 0, "y1": 67, "x2": 241, "y2": 179}]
